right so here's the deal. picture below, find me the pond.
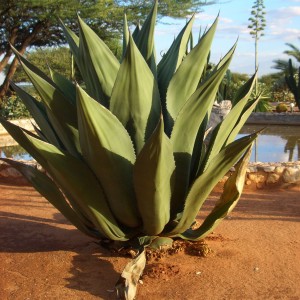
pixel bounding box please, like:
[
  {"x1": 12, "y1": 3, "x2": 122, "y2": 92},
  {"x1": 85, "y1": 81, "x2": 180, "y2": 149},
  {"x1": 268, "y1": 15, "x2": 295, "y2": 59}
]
[
  {"x1": 1, "y1": 124, "x2": 299, "y2": 163},
  {"x1": 0, "y1": 144, "x2": 32, "y2": 161},
  {"x1": 238, "y1": 124, "x2": 300, "y2": 163}
]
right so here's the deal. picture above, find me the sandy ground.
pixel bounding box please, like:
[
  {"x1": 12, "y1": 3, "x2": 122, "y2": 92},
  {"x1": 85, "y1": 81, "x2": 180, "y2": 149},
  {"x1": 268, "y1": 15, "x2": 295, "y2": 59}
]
[{"x1": 0, "y1": 181, "x2": 299, "y2": 300}]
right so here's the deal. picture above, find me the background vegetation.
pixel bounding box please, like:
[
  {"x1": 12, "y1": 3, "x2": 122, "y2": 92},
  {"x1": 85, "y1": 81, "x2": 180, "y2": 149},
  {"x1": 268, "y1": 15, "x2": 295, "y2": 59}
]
[{"x1": 0, "y1": 0, "x2": 299, "y2": 117}]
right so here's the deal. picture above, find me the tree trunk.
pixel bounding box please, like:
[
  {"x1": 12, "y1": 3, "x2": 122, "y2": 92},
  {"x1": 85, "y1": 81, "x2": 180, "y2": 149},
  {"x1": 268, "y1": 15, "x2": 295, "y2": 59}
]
[
  {"x1": 0, "y1": 22, "x2": 44, "y2": 101},
  {"x1": 0, "y1": 27, "x2": 18, "y2": 73},
  {"x1": 0, "y1": 56, "x2": 20, "y2": 98},
  {"x1": 0, "y1": 50, "x2": 13, "y2": 74}
]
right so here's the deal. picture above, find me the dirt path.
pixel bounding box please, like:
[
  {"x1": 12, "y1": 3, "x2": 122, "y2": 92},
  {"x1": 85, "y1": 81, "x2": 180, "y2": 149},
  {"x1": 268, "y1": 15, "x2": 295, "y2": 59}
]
[{"x1": 0, "y1": 182, "x2": 299, "y2": 300}]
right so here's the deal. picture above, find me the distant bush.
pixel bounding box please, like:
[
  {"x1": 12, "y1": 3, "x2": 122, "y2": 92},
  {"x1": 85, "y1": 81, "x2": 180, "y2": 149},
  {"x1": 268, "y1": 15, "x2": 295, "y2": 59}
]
[
  {"x1": 0, "y1": 93, "x2": 31, "y2": 119},
  {"x1": 276, "y1": 103, "x2": 288, "y2": 113}
]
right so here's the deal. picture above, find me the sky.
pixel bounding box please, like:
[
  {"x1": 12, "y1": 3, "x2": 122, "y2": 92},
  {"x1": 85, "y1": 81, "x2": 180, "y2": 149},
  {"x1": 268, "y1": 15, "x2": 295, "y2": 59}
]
[
  {"x1": 154, "y1": 0, "x2": 300, "y2": 76},
  {"x1": 0, "y1": 0, "x2": 299, "y2": 84}
]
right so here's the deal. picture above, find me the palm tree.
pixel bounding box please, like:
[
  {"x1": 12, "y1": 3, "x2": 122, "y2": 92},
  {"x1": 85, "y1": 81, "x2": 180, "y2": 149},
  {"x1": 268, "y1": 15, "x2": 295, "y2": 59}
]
[
  {"x1": 284, "y1": 41, "x2": 300, "y2": 62},
  {"x1": 272, "y1": 39, "x2": 300, "y2": 110},
  {"x1": 273, "y1": 39, "x2": 300, "y2": 72}
]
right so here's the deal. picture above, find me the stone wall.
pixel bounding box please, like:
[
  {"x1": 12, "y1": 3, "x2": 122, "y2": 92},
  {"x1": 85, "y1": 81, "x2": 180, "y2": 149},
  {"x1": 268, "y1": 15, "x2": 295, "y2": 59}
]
[
  {"x1": 1, "y1": 159, "x2": 299, "y2": 189},
  {"x1": 246, "y1": 112, "x2": 300, "y2": 126},
  {"x1": 1, "y1": 116, "x2": 299, "y2": 188},
  {"x1": 243, "y1": 162, "x2": 300, "y2": 188},
  {"x1": 0, "y1": 118, "x2": 35, "y2": 147}
]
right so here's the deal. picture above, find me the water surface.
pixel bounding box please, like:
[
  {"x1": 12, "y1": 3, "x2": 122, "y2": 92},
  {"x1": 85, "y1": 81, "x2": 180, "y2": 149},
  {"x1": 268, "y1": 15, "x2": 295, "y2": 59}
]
[
  {"x1": 1, "y1": 125, "x2": 299, "y2": 163},
  {"x1": 238, "y1": 125, "x2": 300, "y2": 163}
]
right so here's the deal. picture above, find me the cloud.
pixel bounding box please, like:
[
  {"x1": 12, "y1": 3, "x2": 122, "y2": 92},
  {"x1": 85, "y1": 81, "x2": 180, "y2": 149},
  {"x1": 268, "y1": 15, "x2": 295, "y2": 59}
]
[
  {"x1": 193, "y1": 12, "x2": 233, "y2": 24},
  {"x1": 269, "y1": 6, "x2": 300, "y2": 19},
  {"x1": 267, "y1": 6, "x2": 300, "y2": 41}
]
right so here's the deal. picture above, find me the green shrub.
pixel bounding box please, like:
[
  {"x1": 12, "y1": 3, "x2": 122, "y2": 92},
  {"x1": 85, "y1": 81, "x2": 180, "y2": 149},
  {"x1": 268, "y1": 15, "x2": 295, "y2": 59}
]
[{"x1": 0, "y1": 93, "x2": 31, "y2": 119}]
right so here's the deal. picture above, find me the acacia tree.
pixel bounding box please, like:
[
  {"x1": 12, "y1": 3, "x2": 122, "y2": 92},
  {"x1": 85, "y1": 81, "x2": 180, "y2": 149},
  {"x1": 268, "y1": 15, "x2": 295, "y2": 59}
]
[
  {"x1": 248, "y1": 0, "x2": 266, "y2": 91},
  {"x1": 0, "y1": 0, "x2": 218, "y2": 100}
]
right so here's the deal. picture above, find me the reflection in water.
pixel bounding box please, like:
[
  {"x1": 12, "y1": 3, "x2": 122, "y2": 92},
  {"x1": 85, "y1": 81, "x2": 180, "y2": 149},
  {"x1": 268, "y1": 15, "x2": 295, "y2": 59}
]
[
  {"x1": 283, "y1": 136, "x2": 300, "y2": 161},
  {"x1": 0, "y1": 125, "x2": 299, "y2": 163},
  {"x1": 0, "y1": 145, "x2": 32, "y2": 160},
  {"x1": 238, "y1": 125, "x2": 300, "y2": 163}
]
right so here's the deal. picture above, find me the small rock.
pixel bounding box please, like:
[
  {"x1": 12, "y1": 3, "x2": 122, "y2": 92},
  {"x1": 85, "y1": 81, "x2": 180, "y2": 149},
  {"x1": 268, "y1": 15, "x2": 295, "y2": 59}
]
[
  {"x1": 196, "y1": 271, "x2": 202, "y2": 275},
  {"x1": 247, "y1": 166, "x2": 258, "y2": 173},
  {"x1": 282, "y1": 168, "x2": 300, "y2": 183},
  {"x1": 0, "y1": 167, "x2": 22, "y2": 178},
  {"x1": 248, "y1": 174, "x2": 265, "y2": 183},
  {"x1": 245, "y1": 179, "x2": 252, "y2": 186},
  {"x1": 256, "y1": 182, "x2": 265, "y2": 189},
  {"x1": 263, "y1": 166, "x2": 275, "y2": 173},
  {"x1": 253, "y1": 267, "x2": 259, "y2": 272},
  {"x1": 275, "y1": 166, "x2": 285, "y2": 174},
  {"x1": 266, "y1": 173, "x2": 280, "y2": 185}
]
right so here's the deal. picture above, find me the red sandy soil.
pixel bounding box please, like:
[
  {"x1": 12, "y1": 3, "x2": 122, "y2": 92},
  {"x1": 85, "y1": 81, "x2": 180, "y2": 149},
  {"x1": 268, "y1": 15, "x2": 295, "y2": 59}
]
[{"x1": 0, "y1": 181, "x2": 299, "y2": 300}]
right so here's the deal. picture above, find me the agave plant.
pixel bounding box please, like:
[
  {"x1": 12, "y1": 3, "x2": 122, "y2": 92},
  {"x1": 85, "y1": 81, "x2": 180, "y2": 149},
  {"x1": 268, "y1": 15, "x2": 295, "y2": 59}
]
[{"x1": 0, "y1": 1, "x2": 260, "y2": 299}]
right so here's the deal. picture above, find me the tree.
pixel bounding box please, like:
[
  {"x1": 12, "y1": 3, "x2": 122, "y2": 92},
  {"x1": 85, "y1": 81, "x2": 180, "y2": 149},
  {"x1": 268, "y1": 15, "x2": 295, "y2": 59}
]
[
  {"x1": 0, "y1": 0, "x2": 219, "y2": 100},
  {"x1": 248, "y1": 0, "x2": 266, "y2": 92},
  {"x1": 6, "y1": 39, "x2": 123, "y2": 84},
  {"x1": 6, "y1": 47, "x2": 72, "y2": 83},
  {"x1": 273, "y1": 39, "x2": 300, "y2": 73},
  {"x1": 284, "y1": 40, "x2": 300, "y2": 62},
  {"x1": 272, "y1": 40, "x2": 300, "y2": 109}
]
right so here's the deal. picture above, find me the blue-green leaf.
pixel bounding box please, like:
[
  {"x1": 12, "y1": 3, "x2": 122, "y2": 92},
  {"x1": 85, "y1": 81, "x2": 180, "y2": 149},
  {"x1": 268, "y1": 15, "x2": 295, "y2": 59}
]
[
  {"x1": 134, "y1": 0, "x2": 158, "y2": 74},
  {"x1": 166, "y1": 16, "x2": 219, "y2": 124},
  {"x1": 168, "y1": 132, "x2": 258, "y2": 236},
  {"x1": 10, "y1": 82, "x2": 61, "y2": 147},
  {"x1": 170, "y1": 45, "x2": 235, "y2": 215},
  {"x1": 13, "y1": 49, "x2": 79, "y2": 156},
  {"x1": 0, "y1": 119, "x2": 129, "y2": 241},
  {"x1": 178, "y1": 146, "x2": 252, "y2": 240},
  {"x1": 77, "y1": 85, "x2": 140, "y2": 228},
  {"x1": 133, "y1": 119, "x2": 175, "y2": 235},
  {"x1": 78, "y1": 15, "x2": 120, "y2": 107},
  {"x1": 110, "y1": 36, "x2": 161, "y2": 153},
  {"x1": 0, "y1": 158, "x2": 100, "y2": 238}
]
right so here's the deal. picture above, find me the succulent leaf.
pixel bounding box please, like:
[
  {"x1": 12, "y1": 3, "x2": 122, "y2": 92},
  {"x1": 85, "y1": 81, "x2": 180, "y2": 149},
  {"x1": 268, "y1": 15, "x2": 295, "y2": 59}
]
[
  {"x1": 49, "y1": 69, "x2": 76, "y2": 105},
  {"x1": 168, "y1": 132, "x2": 258, "y2": 236},
  {"x1": 134, "y1": 119, "x2": 175, "y2": 235},
  {"x1": 232, "y1": 71, "x2": 257, "y2": 107},
  {"x1": 178, "y1": 146, "x2": 252, "y2": 240},
  {"x1": 76, "y1": 85, "x2": 140, "y2": 228},
  {"x1": 133, "y1": 0, "x2": 158, "y2": 75},
  {"x1": 10, "y1": 82, "x2": 61, "y2": 147},
  {"x1": 157, "y1": 15, "x2": 195, "y2": 131},
  {"x1": 122, "y1": 14, "x2": 129, "y2": 60},
  {"x1": 132, "y1": 22, "x2": 141, "y2": 40},
  {"x1": 0, "y1": 119, "x2": 129, "y2": 240},
  {"x1": 170, "y1": 45, "x2": 235, "y2": 215},
  {"x1": 203, "y1": 73, "x2": 258, "y2": 170},
  {"x1": 166, "y1": 16, "x2": 219, "y2": 124},
  {"x1": 1, "y1": 158, "x2": 100, "y2": 238},
  {"x1": 110, "y1": 36, "x2": 161, "y2": 154},
  {"x1": 78, "y1": 15, "x2": 120, "y2": 106},
  {"x1": 60, "y1": 21, "x2": 80, "y2": 60},
  {"x1": 13, "y1": 49, "x2": 80, "y2": 156}
]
